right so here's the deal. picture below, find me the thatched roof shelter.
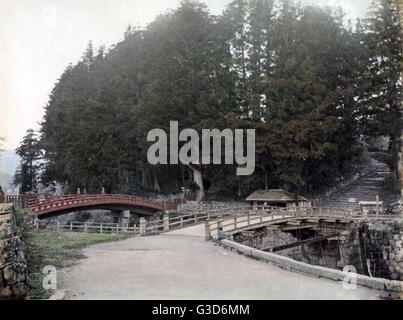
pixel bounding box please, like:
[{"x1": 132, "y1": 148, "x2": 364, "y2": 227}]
[{"x1": 246, "y1": 189, "x2": 309, "y2": 203}]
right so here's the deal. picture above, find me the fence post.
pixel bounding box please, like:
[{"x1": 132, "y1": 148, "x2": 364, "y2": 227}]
[
  {"x1": 163, "y1": 215, "x2": 169, "y2": 231},
  {"x1": 116, "y1": 224, "x2": 119, "y2": 234},
  {"x1": 376, "y1": 195, "x2": 379, "y2": 215},
  {"x1": 180, "y1": 216, "x2": 184, "y2": 228},
  {"x1": 56, "y1": 221, "x2": 60, "y2": 232},
  {"x1": 100, "y1": 223, "x2": 103, "y2": 234},
  {"x1": 205, "y1": 220, "x2": 211, "y2": 241},
  {"x1": 84, "y1": 222, "x2": 88, "y2": 233},
  {"x1": 70, "y1": 222, "x2": 73, "y2": 232},
  {"x1": 247, "y1": 213, "x2": 251, "y2": 225},
  {"x1": 140, "y1": 218, "x2": 146, "y2": 236},
  {"x1": 234, "y1": 217, "x2": 237, "y2": 229},
  {"x1": 217, "y1": 215, "x2": 223, "y2": 233}
]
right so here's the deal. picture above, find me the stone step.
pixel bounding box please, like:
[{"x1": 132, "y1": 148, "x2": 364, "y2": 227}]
[{"x1": 317, "y1": 152, "x2": 390, "y2": 210}]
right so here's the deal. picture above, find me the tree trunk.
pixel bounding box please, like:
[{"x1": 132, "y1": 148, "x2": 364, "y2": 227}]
[
  {"x1": 152, "y1": 168, "x2": 161, "y2": 192},
  {"x1": 180, "y1": 165, "x2": 186, "y2": 186},
  {"x1": 192, "y1": 167, "x2": 204, "y2": 201}
]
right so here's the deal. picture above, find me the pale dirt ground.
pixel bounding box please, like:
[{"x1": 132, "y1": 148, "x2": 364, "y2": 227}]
[{"x1": 59, "y1": 223, "x2": 380, "y2": 300}]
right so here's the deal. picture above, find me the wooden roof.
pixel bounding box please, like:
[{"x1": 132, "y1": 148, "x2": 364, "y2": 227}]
[{"x1": 246, "y1": 189, "x2": 309, "y2": 202}]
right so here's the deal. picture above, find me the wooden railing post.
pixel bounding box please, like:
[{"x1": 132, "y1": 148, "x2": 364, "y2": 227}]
[
  {"x1": 84, "y1": 222, "x2": 88, "y2": 233},
  {"x1": 116, "y1": 224, "x2": 119, "y2": 234},
  {"x1": 180, "y1": 216, "x2": 184, "y2": 228},
  {"x1": 56, "y1": 221, "x2": 60, "y2": 232},
  {"x1": 247, "y1": 213, "x2": 251, "y2": 225},
  {"x1": 217, "y1": 216, "x2": 223, "y2": 231},
  {"x1": 140, "y1": 218, "x2": 146, "y2": 236},
  {"x1": 100, "y1": 223, "x2": 103, "y2": 234},
  {"x1": 205, "y1": 220, "x2": 211, "y2": 241},
  {"x1": 163, "y1": 215, "x2": 169, "y2": 231},
  {"x1": 234, "y1": 217, "x2": 238, "y2": 229},
  {"x1": 70, "y1": 222, "x2": 73, "y2": 232}
]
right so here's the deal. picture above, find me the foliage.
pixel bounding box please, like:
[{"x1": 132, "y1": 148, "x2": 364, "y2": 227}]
[
  {"x1": 392, "y1": 221, "x2": 403, "y2": 232},
  {"x1": 183, "y1": 180, "x2": 200, "y2": 192},
  {"x1": 39, "y1": 0, "x2": 402, "y2": 200},
  {"x1": 12, "y1": 207, "x2": 36, "y2": 240},
  {"x1": 13, "y1": 129, "x2": 42, "y2": 193},
  {"x1": 358, "y1": 0, "x2": 402, "y2": 172},
  {"x1": 72, "y1": 211, "x2": 91, "y2": 223}
]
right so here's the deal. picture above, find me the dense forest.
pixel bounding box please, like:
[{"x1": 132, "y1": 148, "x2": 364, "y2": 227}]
[{"x1": 33, "y1": 0, "x2": 401, "y2": 200}]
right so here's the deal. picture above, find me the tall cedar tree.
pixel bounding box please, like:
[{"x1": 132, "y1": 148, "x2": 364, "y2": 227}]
[
  {"x1": 39, "y1": 0, "x2": 395, "y2": 200},
  {"x1": 14, "y1": 129, "x2": 42, "y2": 193}
]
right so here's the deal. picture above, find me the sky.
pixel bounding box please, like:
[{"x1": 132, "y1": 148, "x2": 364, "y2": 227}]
[{"x1": 0, "y1": 0, "x2": 372, "y2": 150}]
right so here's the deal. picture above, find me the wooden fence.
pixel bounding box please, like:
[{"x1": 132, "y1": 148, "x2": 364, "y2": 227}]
[{"x1": 36, "y1": 220, "x2": 138, "y2": 235}]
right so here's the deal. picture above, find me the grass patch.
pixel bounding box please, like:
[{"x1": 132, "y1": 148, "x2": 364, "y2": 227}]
[{"x1": 25, "y1": 231, "x2": 132, "y2": 299}]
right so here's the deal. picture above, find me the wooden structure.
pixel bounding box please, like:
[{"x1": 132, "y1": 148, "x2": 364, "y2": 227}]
[
  {"x1": 0, "y1": 193, "x2": 197, "y2": 219},
  {"x1": 246, "y1": 189, "x2": 311, "y2": 208},
  {"x1": 358, "y1": 196, "x2": 383, "y2": 214}
]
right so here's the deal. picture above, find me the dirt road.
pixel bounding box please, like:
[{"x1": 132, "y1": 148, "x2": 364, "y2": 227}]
[{"x1": 60, "y1": 224, "x2": 380, "y2": 300}]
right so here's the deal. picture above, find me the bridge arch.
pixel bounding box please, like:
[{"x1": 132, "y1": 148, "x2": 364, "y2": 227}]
[{"x1": 24, "y1": 194, "x2": 164, "y2": 219}]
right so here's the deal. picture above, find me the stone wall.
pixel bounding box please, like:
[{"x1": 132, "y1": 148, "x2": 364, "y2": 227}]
[
  {"x1": 364, "y1": 219, "x2": 403, "y2": 280},
  {"x1": 0, "y1": 204, "x2": 29, "y2": 300},
  {"x1": 177, "y1": 201, "x2": 248, "y2": 213},
  {"x1": 221, "y1": 239, "x2": 403, "y2": 297},
  {"x1": 237, "y1": 219, "x2": 403, "y2": 282}
]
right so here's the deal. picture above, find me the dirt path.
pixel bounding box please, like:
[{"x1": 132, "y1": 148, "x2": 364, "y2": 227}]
[{"x1": 60, "y1": 225, "x2": 380, "y2": 300}]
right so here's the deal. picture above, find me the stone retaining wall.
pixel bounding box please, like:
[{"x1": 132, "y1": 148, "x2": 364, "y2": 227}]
[
  {"x1": 221, "y1": 239, "x2": 403, "y2": 298},
  {"x1": 177, "y1": 201, "x2": 248, "y2": 213},
  {"x1": 0, "y1": 204, "x2": 29, "y2": 300},
  {"x1": 365, "y1": 219, "x2": 403, "y2": 280}
]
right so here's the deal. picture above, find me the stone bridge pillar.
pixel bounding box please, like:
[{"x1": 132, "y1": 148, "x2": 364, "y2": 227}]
[{"x1": 113, "y1": 210, "x2": 130, "y2": 232}]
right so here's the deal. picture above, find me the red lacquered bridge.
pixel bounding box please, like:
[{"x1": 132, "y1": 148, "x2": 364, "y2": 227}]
[{"x1": 0, "y1": 194, "x2": 191, "y2": 219}]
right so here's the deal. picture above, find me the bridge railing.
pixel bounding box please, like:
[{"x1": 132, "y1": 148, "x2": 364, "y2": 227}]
[
  {"x1": 203, "y1": 205, "x2": 403, "y2": 241},
  {"x1": 143, "y1": 204, "x2": 379, "y2": 236},
  {"x1": 142, "y1": 205, "x2": 257, "y2": 235},
  {"x1": 24, "y1": 193, "x2": 164, "y2": 215},
  {"x1": 0, "y1": 195, "x2": 30, "y2": 208}
]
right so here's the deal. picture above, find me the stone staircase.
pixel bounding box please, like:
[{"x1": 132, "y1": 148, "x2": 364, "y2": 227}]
[{"x1": 317, "y1": 153, "x2": 390, "y2": 210}]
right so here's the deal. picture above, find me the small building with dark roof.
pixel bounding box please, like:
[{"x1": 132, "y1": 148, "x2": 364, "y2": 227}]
[{"x1": 246, "y1": 189, "x2": 311, "y2": 208}]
